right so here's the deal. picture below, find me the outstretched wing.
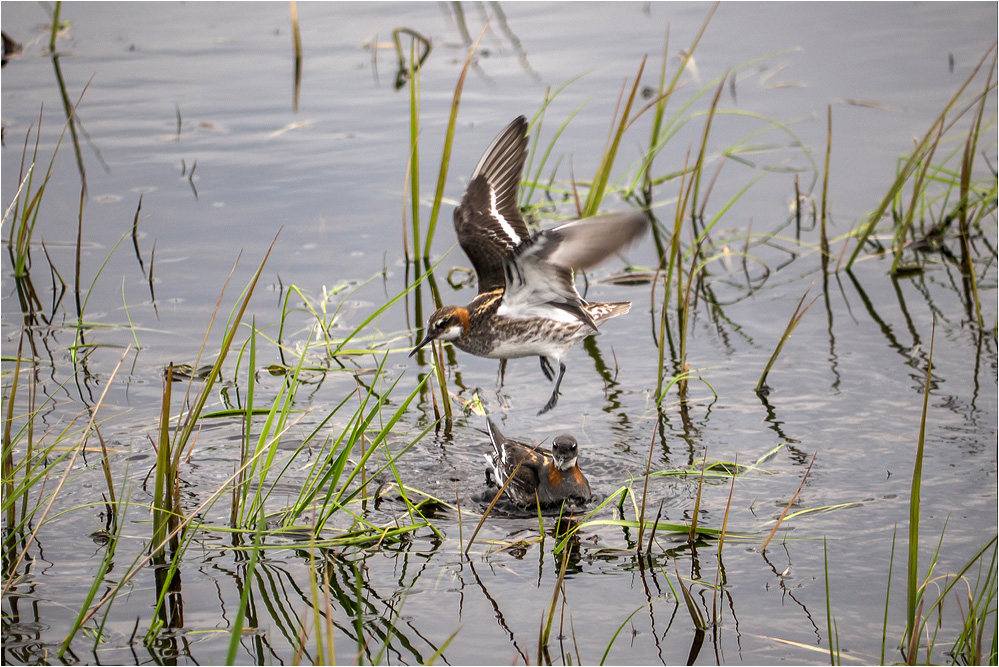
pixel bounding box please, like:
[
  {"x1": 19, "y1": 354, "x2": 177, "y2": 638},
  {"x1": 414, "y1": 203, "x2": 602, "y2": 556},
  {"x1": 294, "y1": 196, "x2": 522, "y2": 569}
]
[
  {"x1": 539, "y1": 212, "x2": 648, "y2": 270},
  {"x1": 453, "y1": 116, "x2": 531, "y2": 294},
  {"x1": 499, "y1": 212, "x2": 649, "y2": 328}
]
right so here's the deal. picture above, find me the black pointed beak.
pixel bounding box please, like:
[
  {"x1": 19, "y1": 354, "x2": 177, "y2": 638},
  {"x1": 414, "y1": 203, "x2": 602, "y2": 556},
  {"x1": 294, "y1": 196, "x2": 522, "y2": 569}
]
[{"x1": 409, "y1": 332, "x2": 434, "y2": 358}]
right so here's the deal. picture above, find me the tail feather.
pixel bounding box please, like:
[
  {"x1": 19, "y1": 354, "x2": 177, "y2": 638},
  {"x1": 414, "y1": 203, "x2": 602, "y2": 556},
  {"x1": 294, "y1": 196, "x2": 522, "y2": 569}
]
[
  {"x1": 585, "y1": 301, "x2": 631, "y2": 324},
  {"x1": 485, "y1": 418, "x2": 507, "y2": 485}
]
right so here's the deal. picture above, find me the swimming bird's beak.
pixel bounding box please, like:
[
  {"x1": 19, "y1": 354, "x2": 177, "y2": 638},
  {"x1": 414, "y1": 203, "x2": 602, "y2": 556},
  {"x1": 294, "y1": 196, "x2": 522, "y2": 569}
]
[
  {"x1": 553, "y1": 452, "x2": 574, "y2": 471},
  {"x1": 409, "y1": 331, "x2": 434, "y2": 357}
]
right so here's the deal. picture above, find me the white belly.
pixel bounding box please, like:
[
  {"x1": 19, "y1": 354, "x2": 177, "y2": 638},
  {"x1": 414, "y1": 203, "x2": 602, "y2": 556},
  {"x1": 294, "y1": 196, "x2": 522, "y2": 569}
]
[{"x1": 478, "y1": 320, "x2": 593, "y2": 360}]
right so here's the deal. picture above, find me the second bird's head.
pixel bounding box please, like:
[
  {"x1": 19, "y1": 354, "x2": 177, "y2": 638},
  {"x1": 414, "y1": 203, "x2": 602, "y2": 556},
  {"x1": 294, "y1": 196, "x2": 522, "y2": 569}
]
[
  {"x1": 551, "y1": 435, "x2": 580, "y2": 471},
  {"x1": 409, "y1": 306, "x2": 470, "y2": 357}
]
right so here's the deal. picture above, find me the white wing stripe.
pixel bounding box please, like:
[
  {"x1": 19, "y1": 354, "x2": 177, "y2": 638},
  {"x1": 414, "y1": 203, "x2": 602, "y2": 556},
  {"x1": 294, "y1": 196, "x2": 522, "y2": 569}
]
[{"x1": 489, "y1": 186, "x2": 521, "y2": 247}]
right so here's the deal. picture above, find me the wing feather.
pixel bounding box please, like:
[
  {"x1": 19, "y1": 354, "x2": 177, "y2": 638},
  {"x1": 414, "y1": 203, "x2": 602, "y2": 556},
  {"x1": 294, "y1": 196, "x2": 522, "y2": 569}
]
[
  {"x1": 498, "y1": 212, "x2": 648, "y2": 327},
  {"x1": 453, "y1": 117, "x2": 530, "y2": 293}
]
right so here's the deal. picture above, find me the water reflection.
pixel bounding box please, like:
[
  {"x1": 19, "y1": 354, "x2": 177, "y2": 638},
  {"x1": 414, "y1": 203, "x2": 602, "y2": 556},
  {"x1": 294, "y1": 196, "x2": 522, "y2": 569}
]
[
  {"x1": 465, "y1": 559, "x2": 530, "y2": 662},
  {"x1": 759, "y1": 545, "x2": 821, "y2": 645},
  {"x1": 148, "y1": 565, "x2": 187, "y2": 663}
]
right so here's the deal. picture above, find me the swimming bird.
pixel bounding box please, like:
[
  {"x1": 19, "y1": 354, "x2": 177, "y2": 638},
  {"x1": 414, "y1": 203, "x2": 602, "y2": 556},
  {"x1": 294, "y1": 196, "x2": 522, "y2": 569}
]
[
  {"x1": 409, "y1": 115, "x2": 647, "y2": 414},
  {"x1": 482, "y1": 417, "x2": 592, "y2": 508}
]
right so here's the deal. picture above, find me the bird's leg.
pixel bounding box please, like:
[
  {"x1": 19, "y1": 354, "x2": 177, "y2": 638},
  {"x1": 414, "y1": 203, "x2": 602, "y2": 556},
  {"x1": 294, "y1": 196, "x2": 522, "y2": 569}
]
[
  {"x1": 539, "y1": 356, "x2": 555, "y2": 382},
  {"x1": 537, "y1": 362, "x2": 566, "y2": 415},
  {"x1": 495, "y1": 360, "x2": 511, "y2": 408}
]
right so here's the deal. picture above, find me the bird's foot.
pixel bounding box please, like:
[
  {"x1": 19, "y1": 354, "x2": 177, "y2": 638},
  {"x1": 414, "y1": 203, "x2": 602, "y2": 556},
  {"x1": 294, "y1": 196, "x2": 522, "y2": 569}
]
[
  {"x1": 537, "y1": 362, "x2": 567, "y2": 415},
  {"x1": 537, "y1": 389, "x2": 560, "y2": 415},
  {"x1": 539, "y1": 356, "x2": 555, "y2": 382}
]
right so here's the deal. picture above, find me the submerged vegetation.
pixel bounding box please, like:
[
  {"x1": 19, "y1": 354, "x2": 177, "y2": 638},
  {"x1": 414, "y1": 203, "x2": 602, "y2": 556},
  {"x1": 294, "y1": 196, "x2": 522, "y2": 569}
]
[{"x1": 2, "y1": 3, "x2": 997, "y2": 665}]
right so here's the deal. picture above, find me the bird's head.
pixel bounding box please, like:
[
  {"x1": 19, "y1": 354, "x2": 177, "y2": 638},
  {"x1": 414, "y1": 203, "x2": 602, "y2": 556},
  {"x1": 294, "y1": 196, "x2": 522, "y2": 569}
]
[
  {"x1": 409, "y1": 306, "x2": 470, "y2": 357},
  {"x1": 551, "y1": 434, "x2": 580, "y2": 471}
]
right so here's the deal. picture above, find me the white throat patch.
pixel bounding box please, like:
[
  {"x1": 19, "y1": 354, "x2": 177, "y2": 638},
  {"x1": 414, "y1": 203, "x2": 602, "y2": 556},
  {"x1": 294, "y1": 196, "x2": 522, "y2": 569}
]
[{"x1": 439, "y1": 324, "x2": 464, "y2": 341}]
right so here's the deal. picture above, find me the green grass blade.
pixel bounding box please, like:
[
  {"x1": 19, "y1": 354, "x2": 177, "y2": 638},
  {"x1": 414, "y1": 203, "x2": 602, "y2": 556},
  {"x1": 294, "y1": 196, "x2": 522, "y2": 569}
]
[
  {"x1": 226, "y1": 510, "x2": 265, "y2": 665},
  {"x1": 583, "y1": 56, "x2": 646, "y2": 217},
  {"x1": 423, "y1": 26, "x2": 485, "y2": 259}
]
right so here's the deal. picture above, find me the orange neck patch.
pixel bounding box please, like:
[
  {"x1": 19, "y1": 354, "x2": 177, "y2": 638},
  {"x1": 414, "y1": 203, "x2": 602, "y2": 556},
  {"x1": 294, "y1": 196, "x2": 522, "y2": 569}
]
[{"x1": 455, "y1": 307, "x2": 470, "y2": 335}]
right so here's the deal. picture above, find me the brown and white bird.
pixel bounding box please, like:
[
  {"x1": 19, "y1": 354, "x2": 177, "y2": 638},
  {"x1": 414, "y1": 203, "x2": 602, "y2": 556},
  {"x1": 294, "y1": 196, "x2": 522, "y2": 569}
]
[
  {"x1": 482, "y1": 417, "x2": 592, "y2": 508},
  {"x1": 409, "y1": 116, "x2": 647, "y2": 414}
]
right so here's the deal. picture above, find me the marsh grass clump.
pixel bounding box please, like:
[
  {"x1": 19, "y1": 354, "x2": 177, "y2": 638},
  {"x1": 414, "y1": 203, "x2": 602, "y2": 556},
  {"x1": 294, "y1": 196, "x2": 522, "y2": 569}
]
[
  {"x1": 821, "y1": 323, "x2": 999, "y2": 666},
  {"x1": 847, "y1": 46, "x2": 997, "y2": 301},
  {"x1": 45, "y1": 262, "x2": 445, "y2": 655},
  {"x1": 2, "y1": 155, "x2": 444, "y2": 654}
]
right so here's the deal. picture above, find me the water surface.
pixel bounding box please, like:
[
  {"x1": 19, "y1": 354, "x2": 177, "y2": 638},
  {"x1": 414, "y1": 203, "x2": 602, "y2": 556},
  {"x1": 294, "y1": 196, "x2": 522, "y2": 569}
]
[{"x1": 2, "y1": 2, "x2": 996, "y2": 665}]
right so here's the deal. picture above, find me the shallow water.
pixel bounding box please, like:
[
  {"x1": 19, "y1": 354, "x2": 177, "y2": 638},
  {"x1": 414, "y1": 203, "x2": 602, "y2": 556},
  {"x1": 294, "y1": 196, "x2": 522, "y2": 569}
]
[{"x1": 2, "y1": 2, "x2": 997, "y2": 665}]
